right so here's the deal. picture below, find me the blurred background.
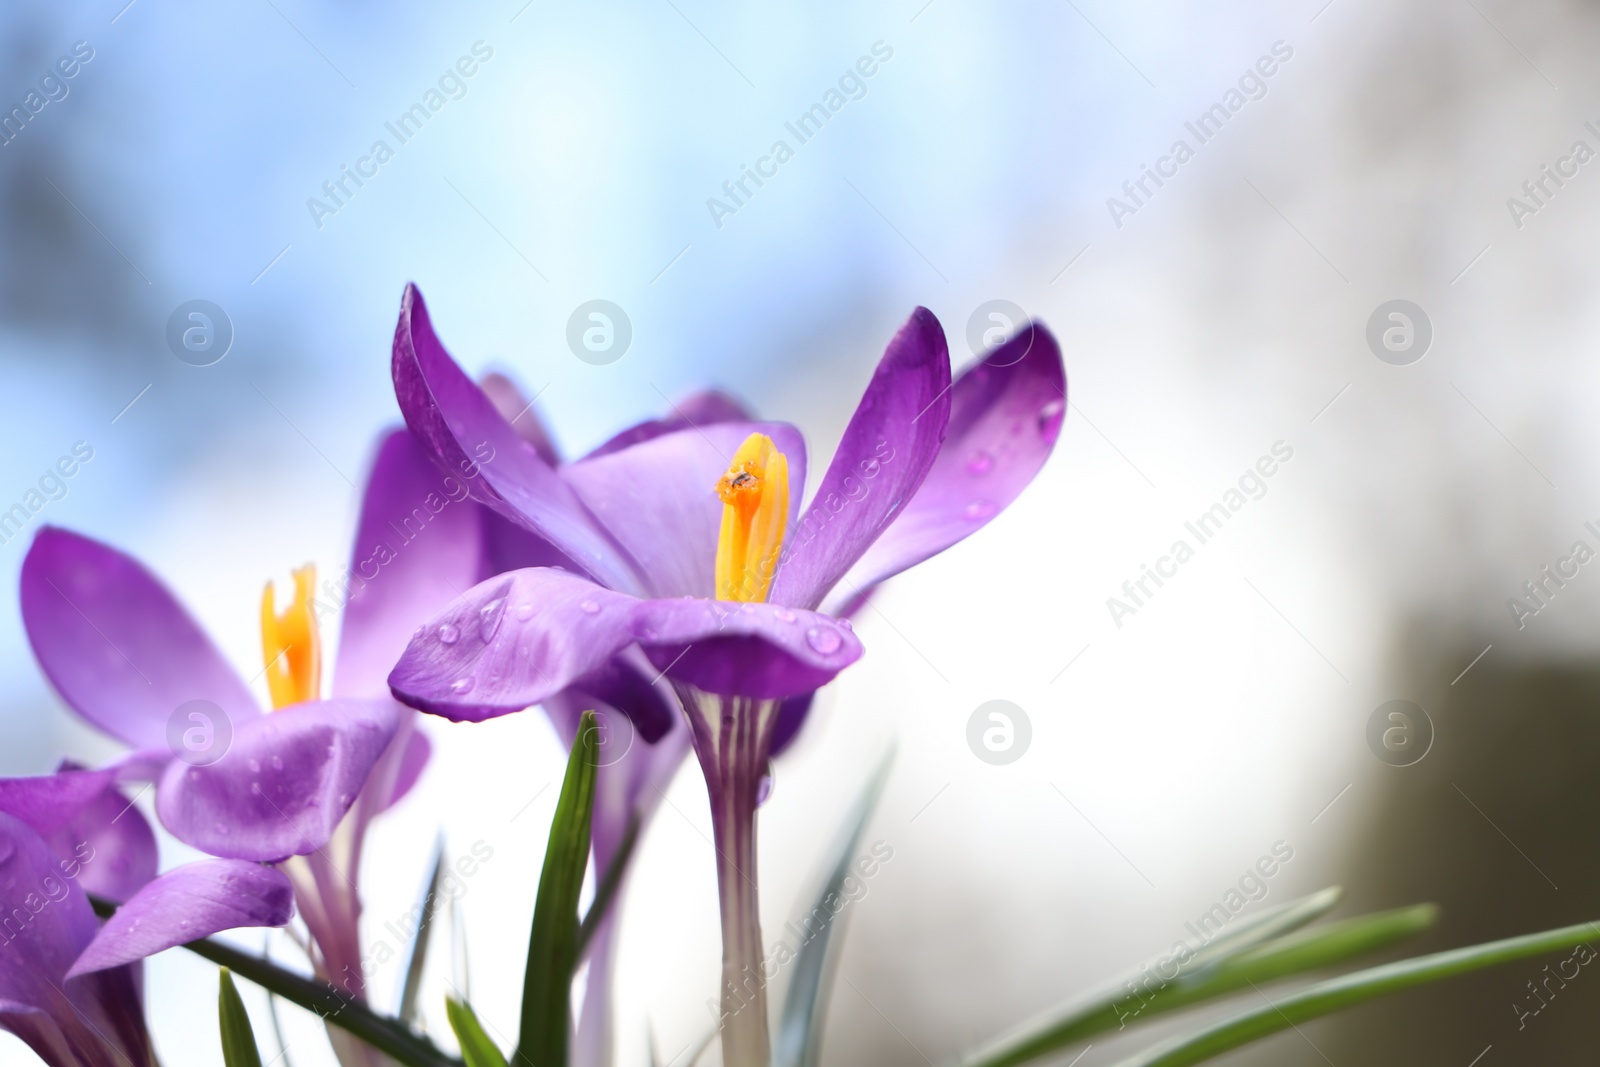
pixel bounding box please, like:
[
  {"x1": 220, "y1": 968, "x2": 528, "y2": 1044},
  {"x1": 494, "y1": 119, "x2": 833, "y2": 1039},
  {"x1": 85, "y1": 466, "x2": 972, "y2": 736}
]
[{"x1": 4, "y1": 0, "x2": 1600, "y2": 1063}]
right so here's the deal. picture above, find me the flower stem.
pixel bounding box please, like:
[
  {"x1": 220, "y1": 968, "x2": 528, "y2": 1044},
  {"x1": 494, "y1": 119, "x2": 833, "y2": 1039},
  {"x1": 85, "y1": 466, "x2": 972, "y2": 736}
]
[{"x1": 685, "y1": 692, "x2": 776, "y2": 1067}]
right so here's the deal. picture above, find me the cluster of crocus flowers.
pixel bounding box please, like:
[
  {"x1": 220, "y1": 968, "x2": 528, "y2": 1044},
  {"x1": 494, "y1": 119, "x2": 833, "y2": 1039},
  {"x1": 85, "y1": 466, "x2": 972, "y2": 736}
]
[
  {"x1": 13, "y1": 425, "x2": 483, "y2": 1067},
  {"x1": 385, "y1": 283, "x2": 1066, "y2": 1066}
]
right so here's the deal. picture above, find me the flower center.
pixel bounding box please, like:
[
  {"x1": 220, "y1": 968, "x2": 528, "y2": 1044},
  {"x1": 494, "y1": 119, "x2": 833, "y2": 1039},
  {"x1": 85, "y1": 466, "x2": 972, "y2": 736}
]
[
  {"x1": 715, "y1": 433, "x2": 789, "y2": 603},
  {"x1": 260, "y1": 565, "x2": 322, "y2": 709}
]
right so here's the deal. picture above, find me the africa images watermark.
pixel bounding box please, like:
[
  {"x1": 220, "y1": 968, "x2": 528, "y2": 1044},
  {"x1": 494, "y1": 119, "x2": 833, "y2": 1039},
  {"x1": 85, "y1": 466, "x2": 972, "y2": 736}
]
[
  {"x1": 1, "y1": 839, "x2": 96, "y2": 947},
  {"x1": 1111, "y1": 840, "x2": 1296, "y2": 1028},
  {"x1": 307, "y1": 40, "x2": 496, "y2": 230},
  {"x1": 1106, "y1": 441, "x2": 1295, "y2": 629},
  {"x1": 705, "y1": 41, "x2": 896, "y2": 229},
  {"x1": 1505, "y1": 520, "x2": 1600, "y2": 630},
  {"x1": 0, "y1": 40, "x2": 96, "y2": 149},
  {"x1": 1106, "y1": 40, "x2": 1294, "y2": 229},
  {"x1": 1505, "y1": 119, "x2": 1600, "y2": 230},
  {"x1": 708, "y1": 839, "x2": 894, "y2": 1029},
  {"x1": 0, "y1": 441, "x2": 97, "y2": 547}
]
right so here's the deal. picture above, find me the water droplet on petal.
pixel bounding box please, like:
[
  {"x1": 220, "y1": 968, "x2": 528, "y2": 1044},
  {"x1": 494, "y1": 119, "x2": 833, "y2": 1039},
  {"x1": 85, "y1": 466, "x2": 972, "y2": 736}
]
[
  {"x1": 246, "y1": 758, "x2": 261, "y2": 774},
  {"x1": 250, "y1": 782, "x2": 261, "y2": 794},
  {"x1": 437, "y1": 623, "x2": 460, "y2": 646},
  {"x1": 580, "y1": 599, "x2": 600, "y2": 615},
  {"x1": 450, "y1": 677, "x2": 476, "y2": 695},
  {"x1": 968, "y1": 450, "x2": 995, "y2": 475},
  {"x1": 1038, "y1": 399, "x2": 1065, "y2": 437},
  {"x1": 776, "y1": 609, "x2": 797, "y2": 623},
  {"x1": 963, "y1": 500, "x2": 998, "y2": 521},
  {"x1": 479, "y1": 597, "x2": 507, "y2": 641},
  {"x1": 515, "y1": 602, "x2": 535, "y2": 621},
  {"x1": 214, "y1": 823, "x2": 230, "y2": 835},
  {"x1": 806, "y1": 626, "x2": 842, "y2": 654},
  {"x1": 337, "y1": 793, "x2": 351, "y2": 807},
  {"x1": 756, "y1": 766, "x2": 774, "y2": 806},
  {"x1": 839, "y1": 618, "x2": 853, "y2": 632},
  {"x1": 270, "y1": 755, "x2": 283, "y2": 771}
]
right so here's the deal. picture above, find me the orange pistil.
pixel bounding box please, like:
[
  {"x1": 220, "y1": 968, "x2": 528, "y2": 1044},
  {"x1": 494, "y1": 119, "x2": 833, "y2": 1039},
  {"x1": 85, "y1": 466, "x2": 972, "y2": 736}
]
[
  {"x1": 260, "y1": 565, "x2": 322, "y2": 710},
  {"x1": 714, "y1": 434, "x2": 790, "y2": 603}
]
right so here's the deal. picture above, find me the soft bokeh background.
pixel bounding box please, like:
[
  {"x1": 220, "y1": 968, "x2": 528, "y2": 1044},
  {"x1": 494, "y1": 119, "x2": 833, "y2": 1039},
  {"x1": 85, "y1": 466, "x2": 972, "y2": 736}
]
[{"x1": 5, "y1": 0, "x2": 1600, "y2": 1063}]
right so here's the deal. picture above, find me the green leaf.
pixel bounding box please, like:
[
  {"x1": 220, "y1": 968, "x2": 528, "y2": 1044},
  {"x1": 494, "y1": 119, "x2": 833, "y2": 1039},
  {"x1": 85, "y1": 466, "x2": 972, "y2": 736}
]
[
  {"x1": 514, "y1": 708, "x2": 600, "y2": 1067},
  {"x1": 219, "y1": 969, "x2": 265, "y2": 1067},
  {"x1": 89, "y1": 895, "x2": 462, "y2": 1067},
  {"x1": 447, "y1": 996, "x2": 511, "y2": 1067},
  {"x1": 961, "y1": 886, "x2": 1351, "y2": 1067},
  {"x1": 1113, "y1": 916, "x2": 1600, "y2": 1067},
  {"x1": 400, "y1": 837, "x2": 449, "y2": 1024},
  {"x1": 773, "y1": 749, "x2": 894, "y2": 1067},
  {"x1": 575, "y1": 811, "x2": 640, "y2": 962}
]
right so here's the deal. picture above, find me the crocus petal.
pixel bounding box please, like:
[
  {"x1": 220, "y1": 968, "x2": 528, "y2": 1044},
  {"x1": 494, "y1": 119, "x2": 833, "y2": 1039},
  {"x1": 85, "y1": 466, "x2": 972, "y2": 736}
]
[
  {"x1": 768, "y1": 308, "x2": 952, "y2": 611},
  {"x1": 388, "y1": 569, "x2": 862, "y2": 721},
  {"x1": 0, "y1": 812, "x2": 99, "y2": 1006},
  {"x1": 156, "y1": 698, "x2": 401, "y2": 862},
  {"x1": 768, "y1": 691, "x2": 815, "y2": 758},
  {"x1": 67, "y1": 860, "x2": 294, "y2": 977},
  {"x1": 21, "y1": 527, "x2": 259, "y2": 751},
  {"x1": 480, "y1": 372, "x2": 562, "y2": 465},
  {"x1": 334, "y1": 429, "x2": 486, "y2": 699},
  {"x1": 391, "y1": 284, "x2": 642, "y2": 593},
  {"x1": 381, "y1": 728, "x2": 432, "y2": 811},
  {"x1": 561, "y1": 422, "x2": 808, "y2": 599},
  {"x1": 822, "y1": 324, "x2": 1066, "y2": 612},
  {"x1": 560, "y1": 650, "x2": 678, "y2": 744},
  {"x1": 43, "y1": 763, "x2": 157, "y2": 905},
  {"x1": 584, "y1": 389, "x2": 754, "y2": 459}
]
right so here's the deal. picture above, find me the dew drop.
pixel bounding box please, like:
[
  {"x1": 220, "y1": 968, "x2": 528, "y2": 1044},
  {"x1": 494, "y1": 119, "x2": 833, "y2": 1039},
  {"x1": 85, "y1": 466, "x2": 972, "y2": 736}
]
[
  {"x1": 270, "y1": 755, "x2": 284, "y2": 771},
  {"x1": 214, "y1": 823, "x2": 230, "y2": 836},
  {"x1": 967, "y1": 450, "x2": 995, "y2": 475},
  {"x1": 806, "y1": 626, "x2": 843, "y2": 654},
  {"x1": 437, "y1": 623, "x2": 460, "y2": 646},
  {"x1": 963, "y1": 500, "x2": 998, "y2": 521},
  {"x1": 515, "y1": 602, "x2": 535, "y2": 621},
  {"x1": 337, "y1": 793, "x2": 351, "y2": 807},
  {"x1": 250, "y1": 782, "x2": 261, "y2": 795},
  {"x1": 839, "y1": 618, "x2": 853, "y2": 632},
  {"x1": 246, "y1": 758, "x2": 261, "y2": 774},
  {"x1": 479, "y1": 597, "x2": 507, "y2": 641},
  {"x1": 450, "y1": 677, "x2": 476, "y2": 695},
  {"x1": 580, "y1": 599, "x2": 600, "y2": 615},
  {"x1": 1038, "y1": 399, "x2": 1065, "y2": 436},
  {"x1": 776, "y1": 609, "x2": 797, "y2": 623},
  {"x1": 756, "y1": 767, "x2": 774, "y2": 806}
]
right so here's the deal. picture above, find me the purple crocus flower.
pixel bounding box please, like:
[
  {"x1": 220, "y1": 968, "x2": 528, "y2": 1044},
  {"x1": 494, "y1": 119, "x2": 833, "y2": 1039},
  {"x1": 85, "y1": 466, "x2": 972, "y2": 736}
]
[
  {"x1": 384, "y1": 285, "x2": 1065, "y2": 1066},
  {"x1": 0, "y1": 764, "x2": 159, "y2": 1067},
  {"x1": 20, "y1": 426, "x2": 482, "y2": 1067}
]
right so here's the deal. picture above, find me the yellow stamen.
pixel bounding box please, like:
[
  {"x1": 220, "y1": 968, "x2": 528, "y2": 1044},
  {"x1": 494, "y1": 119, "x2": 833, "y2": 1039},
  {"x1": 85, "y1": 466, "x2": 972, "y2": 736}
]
[
  {"x1": 715, "y1": 434, "x2": 790, "y2": 603},
  {"x1": 260, "y1": 565, "x2": 322, "y2": 710}
]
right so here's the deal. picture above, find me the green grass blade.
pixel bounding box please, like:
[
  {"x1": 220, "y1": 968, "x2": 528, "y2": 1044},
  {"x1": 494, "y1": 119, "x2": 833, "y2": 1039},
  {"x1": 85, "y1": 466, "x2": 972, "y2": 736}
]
[
  {"x1": 962, "y1": 886, "x2": 1346, "y2": 1067},
  {"x1": 514, "y1": 708, "x2": 599, "y2": 1067},
  {"x1": 1113, "y1": 917, "x2": 1600, "y2": 1067},
  {"x1": 447, "y1": 996, "x2": 511, "y2": 1067},
  {"x1": 773, "y1": 749, "x2": 894, "y2": 1067},
  {"x1": 575, "y1": 811, "x2": 640, "y2": 962},
  {"x1": 400, "y1": 837, "x2": 449, "y2": 1024},
  {"x1": 219, "y1": 969, "x2": 265, "y2": 1067}
]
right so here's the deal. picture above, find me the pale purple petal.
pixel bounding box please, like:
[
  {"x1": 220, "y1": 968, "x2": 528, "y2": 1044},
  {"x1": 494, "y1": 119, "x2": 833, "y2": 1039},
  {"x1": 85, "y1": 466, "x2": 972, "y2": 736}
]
[
  {"x1": 584, "y1": 390, "x2": 753, "y2": 459},
  {"x1": 67, "y1": 860, "x2": 294, "y2": 977},
  {"x1": 21, "y1": 527, "x2": 259, "y2": 750},
  {"x1": 480, "y1": 372, "x2": 562, "y2": 465},
  {"x1": 769, "y1": 308, "x2": 952, "y2": 611},
  {"x1": 823, "y1": 324, "x2": 1065, "y2": 612},
  {"x1": 391, "y1": 284, "x2": 642, "y2": 593},
  {"x1": 380, "y1": 728, "x2": 432, "y2": 811},
  {"x1": 334, "y1": 429, "x2": 486, "y2": 699},
  {"x1": 42, "y1": 764, "x2": 157, "y2": 906},
  {"x1": 156, "y1": 698, "x2": 401, "y2": 862},
  {"x1": 561, "y1": 422, "x2": 808, "y2": 599},
  {"x1": 388, "y1": 569, "x2": 862, "y2": 721}
]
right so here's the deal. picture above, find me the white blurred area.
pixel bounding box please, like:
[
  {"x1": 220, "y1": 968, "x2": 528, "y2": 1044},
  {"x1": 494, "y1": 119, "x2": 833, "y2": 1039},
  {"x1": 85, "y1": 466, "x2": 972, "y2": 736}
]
[{"x1": 3, "y1": 0, "x2": 1600, "y2": 1063}]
